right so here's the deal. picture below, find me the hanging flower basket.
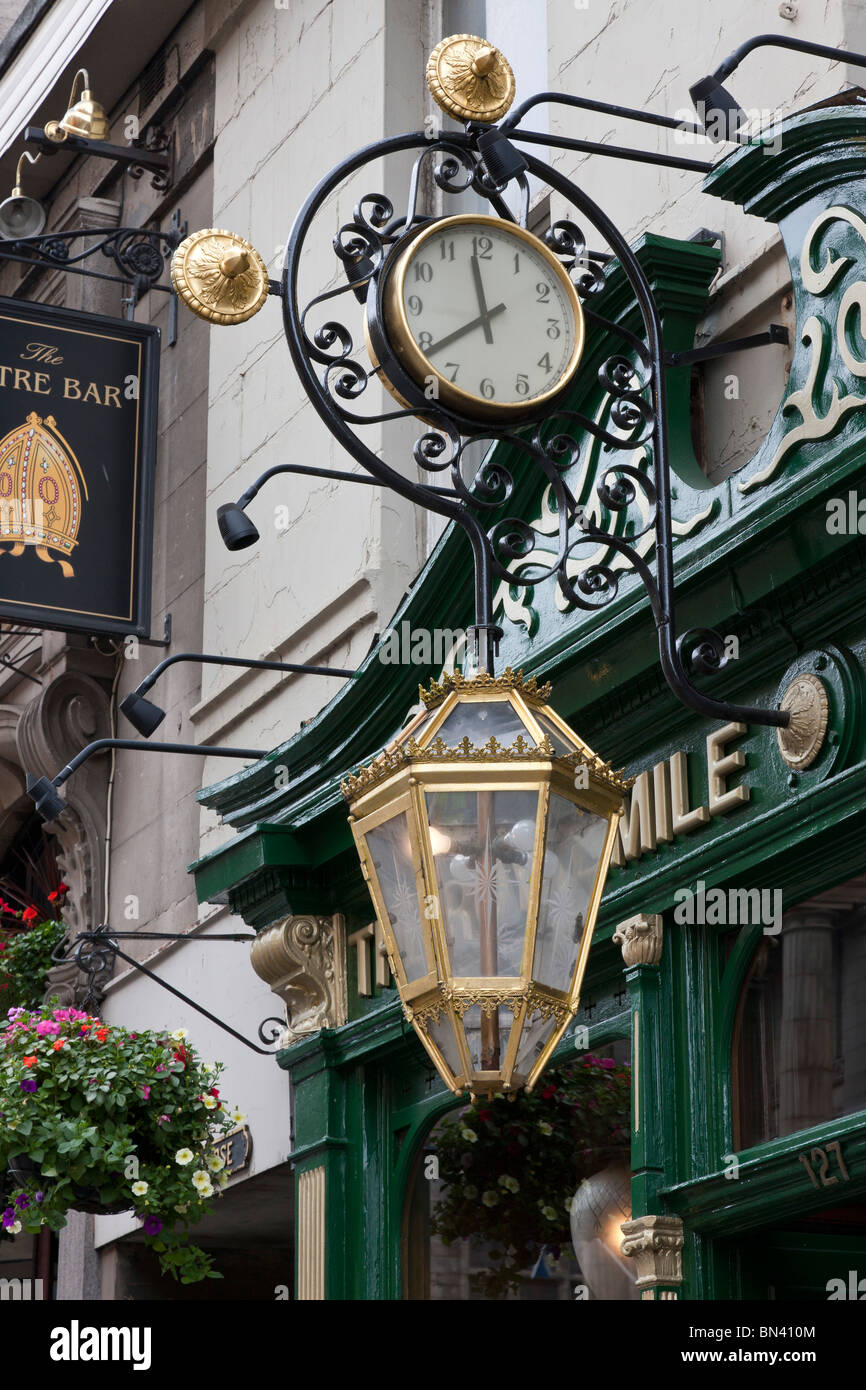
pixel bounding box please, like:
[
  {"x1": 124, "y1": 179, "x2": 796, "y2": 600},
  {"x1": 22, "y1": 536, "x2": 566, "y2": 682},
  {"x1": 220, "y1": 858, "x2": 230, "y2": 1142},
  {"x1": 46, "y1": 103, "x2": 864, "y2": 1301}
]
[
  {"x1": 6, "y1": 1153, "x2": 131, "y2": 1215},
  {"x1": 0, "y1": 1005, "x2": 246, "y2": 1283}
]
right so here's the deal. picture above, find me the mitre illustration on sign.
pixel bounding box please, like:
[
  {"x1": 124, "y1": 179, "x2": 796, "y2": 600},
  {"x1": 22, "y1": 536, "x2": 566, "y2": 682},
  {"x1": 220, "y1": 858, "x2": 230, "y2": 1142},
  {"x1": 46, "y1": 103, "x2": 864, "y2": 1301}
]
[{"x1": 0, "y1": 411, "x2": 88, "y2": 578}]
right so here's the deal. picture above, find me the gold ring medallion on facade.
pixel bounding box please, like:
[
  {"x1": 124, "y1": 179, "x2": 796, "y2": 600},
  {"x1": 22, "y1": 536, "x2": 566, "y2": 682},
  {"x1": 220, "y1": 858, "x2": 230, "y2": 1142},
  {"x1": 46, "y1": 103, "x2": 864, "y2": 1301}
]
[
  {"x1": 170, "y1": 228, "x2": 270, "y2": 326},
  {"x1": 776, "y1": 672, "x2": 829, "y2": 769},
  {"x1": 426, "y1": 34, "x2": 516, "y2": 123}
]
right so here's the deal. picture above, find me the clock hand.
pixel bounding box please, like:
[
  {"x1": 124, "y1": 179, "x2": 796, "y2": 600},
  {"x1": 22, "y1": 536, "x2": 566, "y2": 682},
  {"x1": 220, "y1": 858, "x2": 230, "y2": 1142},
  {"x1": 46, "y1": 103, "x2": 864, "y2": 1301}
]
[
  {"x1": 471, "y1": 254, "x2": 494, "y2": 344},
  {"x1": 424, "y1": 302, "x2": 507, "y2": 356}
]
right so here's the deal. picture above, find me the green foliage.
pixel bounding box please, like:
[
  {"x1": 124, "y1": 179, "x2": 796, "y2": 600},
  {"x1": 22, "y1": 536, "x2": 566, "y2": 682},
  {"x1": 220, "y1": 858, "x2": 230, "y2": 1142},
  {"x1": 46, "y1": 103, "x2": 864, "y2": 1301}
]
[
  {"x1": 0, "y1": 1005, "x2": 244, "y2": 1283},
  {"x1": 0, "y1": 920, "x2": 67, "y2": 1009},
  {"x1": 431, "y1": 1054, "x2": 630, "y2": 1298}
]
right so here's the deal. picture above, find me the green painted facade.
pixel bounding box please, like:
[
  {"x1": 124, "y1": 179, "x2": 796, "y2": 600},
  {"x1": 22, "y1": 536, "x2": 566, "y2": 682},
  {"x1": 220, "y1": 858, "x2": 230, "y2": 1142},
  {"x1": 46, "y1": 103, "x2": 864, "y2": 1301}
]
[{"x1": 191, "y1": 105, "x2": 866, "y2": 1299}]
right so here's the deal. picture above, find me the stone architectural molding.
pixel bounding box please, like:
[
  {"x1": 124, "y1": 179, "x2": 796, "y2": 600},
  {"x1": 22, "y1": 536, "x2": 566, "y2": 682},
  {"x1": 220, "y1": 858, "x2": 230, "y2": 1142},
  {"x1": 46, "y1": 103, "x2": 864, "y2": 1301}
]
[
  {"x1": 613, "y1": 912, "x2": 663, "y2": 967},
  {"x1": 249, "y1": 913, "x2": 348, "y2": 1044},
  {"x1": 620, "y1": 1214, "x2": 684, "y2": 1297},
  {"x1": 15, "y1": 670, "x2": 112, "y2": 1005}
]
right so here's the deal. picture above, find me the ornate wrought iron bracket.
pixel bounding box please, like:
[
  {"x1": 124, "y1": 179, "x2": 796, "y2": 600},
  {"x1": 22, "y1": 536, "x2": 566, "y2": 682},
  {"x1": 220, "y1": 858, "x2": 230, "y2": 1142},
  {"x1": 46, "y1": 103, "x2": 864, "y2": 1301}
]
[
  {"x1": 0, "y1": 224, "x2": 182, "y2": 297},
  {"x1": 52, "y1": 926, "x2": 285, "y2": 1055},
  {"x1": 277, "y1": 111, "x2": 790, "y2": 728}
]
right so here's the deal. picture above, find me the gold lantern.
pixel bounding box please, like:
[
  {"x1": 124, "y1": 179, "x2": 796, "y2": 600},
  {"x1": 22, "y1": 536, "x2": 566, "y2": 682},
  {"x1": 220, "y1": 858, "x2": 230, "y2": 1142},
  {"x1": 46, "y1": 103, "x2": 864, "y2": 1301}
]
[{"x1": 342, "y1": 669, "x2": 629, "y2": 1097}]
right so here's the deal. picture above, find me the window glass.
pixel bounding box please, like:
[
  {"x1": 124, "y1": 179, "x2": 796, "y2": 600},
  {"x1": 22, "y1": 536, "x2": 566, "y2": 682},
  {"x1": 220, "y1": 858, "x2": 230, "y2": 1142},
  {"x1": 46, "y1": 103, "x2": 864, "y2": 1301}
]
[
  {"x1": 732, "y1": 878, "x2": 866, "y2": 1148},
  {"x1": 403, "y1": 1043, "x2": 634, "y2": 1299}
]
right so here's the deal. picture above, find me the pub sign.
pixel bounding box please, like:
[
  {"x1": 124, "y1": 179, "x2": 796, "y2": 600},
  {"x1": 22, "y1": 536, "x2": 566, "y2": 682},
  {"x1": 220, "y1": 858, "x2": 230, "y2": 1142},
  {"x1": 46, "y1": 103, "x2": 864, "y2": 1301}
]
[{"x1": 0, "y1": 296, "x2": 159, "y2": 636}]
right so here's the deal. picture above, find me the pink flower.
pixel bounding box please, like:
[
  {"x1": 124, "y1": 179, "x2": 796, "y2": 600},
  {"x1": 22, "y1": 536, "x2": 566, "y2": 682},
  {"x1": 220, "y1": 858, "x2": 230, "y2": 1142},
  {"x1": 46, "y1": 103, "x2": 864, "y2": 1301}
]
[
  {"x1": 156, "y1": 1114, "x2": 170, "y2": 1126},
  {"x1": 35, "y1": 1021, "x2": 60, "y2": 1037},
  {"x1": 142, "y1": 1085, "x2": 151, "y2": 1099}
]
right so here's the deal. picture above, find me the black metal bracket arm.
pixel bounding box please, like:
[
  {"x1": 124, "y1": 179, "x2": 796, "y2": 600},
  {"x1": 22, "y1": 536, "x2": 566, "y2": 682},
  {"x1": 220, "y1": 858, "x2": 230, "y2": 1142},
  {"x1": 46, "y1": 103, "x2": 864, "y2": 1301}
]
[
  {"x1": 666, "y1": 324, "x2": 788, "y2": 367},
  {"x1": 0, "y1": 225, "x2": 182, "y2": 295},
  {"x1": 120, "y1": 650, "x2": 358, "y2": 736},
  {"x1": 24, "y1": 125, "x2": 171, "y2": 186},
  {"x1": 26, "y1": 737, "x2": 267, "y2": 821},
  {"x1": 53, "y1": 926, "x2": 285, "y2": 1055}
]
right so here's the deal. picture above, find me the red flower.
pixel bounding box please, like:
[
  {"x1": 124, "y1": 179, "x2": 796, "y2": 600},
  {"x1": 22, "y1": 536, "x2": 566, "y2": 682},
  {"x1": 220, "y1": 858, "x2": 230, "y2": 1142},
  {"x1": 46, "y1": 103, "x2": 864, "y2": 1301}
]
[
  {"x1": 57, "y1": 882, "x2": 69, "y2": 893},
  {"x1": 21, "y1": 907, "x2": 38, "y2": 923},
  {"x1": 94, "y1": 1028, "x2": 109, "y2": 1043},
  {"x1": 173, "y1": 1047, "x2": 188, "y2": 1065},
  {"x1": 22, "y1": 1055, "x2": 37, "y2": 1067},
  {"x1": 208, "y1": 1087, "x2": 219, "y2": 1098},
  {"x1": 540, "y1": 1084, "x2": 557, "y2": 1099},
  {"x1": 52, "y1": 1040, "x2": 66, "y2": 1051}
]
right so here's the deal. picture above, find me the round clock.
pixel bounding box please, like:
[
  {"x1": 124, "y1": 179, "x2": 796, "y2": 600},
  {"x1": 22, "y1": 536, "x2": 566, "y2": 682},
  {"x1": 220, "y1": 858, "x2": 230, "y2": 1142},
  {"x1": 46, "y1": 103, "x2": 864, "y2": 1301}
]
[{"x1": 369, "y1": 213, "x2": 585, "y2": 423}]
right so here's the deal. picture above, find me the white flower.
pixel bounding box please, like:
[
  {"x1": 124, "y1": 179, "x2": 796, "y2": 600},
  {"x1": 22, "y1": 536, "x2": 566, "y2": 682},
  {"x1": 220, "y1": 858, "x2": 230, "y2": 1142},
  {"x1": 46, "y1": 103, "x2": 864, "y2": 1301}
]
[
  {"x1": 459, "y1": 1126, "x2": 478, "y2": 1143},
  {"x1": 498, "y1": 1174, "x2": 520, "y2": 1193},
  {"x1": 218, "y1": 1172, "x2": 229, "y2": 1187},
  {"x1": 201, "y1": 1062, "x2": 214, "y2": 1074},
  {"x1": 131, "y1": 1180, "x2": 149, "y2": 1197},
  {"x1": 201, "y1": 1095, "x2": 218, "y2": 1110},
  {"x1": 175, "y1": 1147, "x2": 194, "y2": 1166},
  {"x1": 9, "y1": 1220, "x2": 21, "y2": 1235},
  {"x1": 170, "y1": 1028, "x2": 189, "y2": 1041},
  {"x1": 192, "y1": 1171, "x2": 214, "y2": 1197},
  {"x1": 174, "y1": 1202, "x2": 189, "y2": 1214},
  {"x1": 206, "y1": 1154, "x2": 225, "y2": 1173},
  {"x1": 538, "y1": 1121, "x2": 553, "y2": 1136},
  {"x1": 229, "y1": 1108, "x2": 246, "y2": 1125},
  {"x1": 541, "y1": 1204, "x2": 557, "y2": 1220},
  {"x1": 481, "y1": 1190, "x2": 499, "y2": 1208}
]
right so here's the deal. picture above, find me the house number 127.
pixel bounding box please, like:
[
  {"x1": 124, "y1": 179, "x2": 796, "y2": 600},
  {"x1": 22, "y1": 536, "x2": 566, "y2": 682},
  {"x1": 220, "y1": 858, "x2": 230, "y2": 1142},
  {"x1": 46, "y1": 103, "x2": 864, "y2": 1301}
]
[{"x1": 797, "y1": 1140, "x2": 850, "y2": 1189}]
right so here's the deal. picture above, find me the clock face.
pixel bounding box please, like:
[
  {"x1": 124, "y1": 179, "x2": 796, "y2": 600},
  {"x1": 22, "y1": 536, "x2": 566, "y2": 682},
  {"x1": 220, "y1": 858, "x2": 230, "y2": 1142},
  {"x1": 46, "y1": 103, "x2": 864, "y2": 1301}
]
[{"x1": 378, "y1": 214, "x2": 584, "y2": 419}]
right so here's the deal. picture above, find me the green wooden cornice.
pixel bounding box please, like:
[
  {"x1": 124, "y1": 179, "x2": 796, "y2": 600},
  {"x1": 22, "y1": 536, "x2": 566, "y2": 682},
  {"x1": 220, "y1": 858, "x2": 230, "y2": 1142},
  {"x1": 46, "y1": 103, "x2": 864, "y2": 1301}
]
[{"x1": 704, "y1": 98, "x2": 866, "y2": 223}]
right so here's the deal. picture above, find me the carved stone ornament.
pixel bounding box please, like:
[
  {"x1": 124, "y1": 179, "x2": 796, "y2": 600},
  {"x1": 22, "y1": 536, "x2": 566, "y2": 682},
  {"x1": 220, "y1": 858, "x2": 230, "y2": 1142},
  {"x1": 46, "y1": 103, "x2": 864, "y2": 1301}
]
[
  {"x1": 15, "y1": 670, "x2": 112, "y2": 1007},
  {"x1": 612, "y1": 913, "x2": 663, "y2": 967},
  {"x1": 619, "y1": 1214, "x2": 684, "y2": 1293},
  {"x1": 425, "y1": 33, "x2": 516, "y2": 124},
  {"x1": 249, "y1": 914, "x2": 348, "y2": 1044},
  {"x1": 171, "y1": 228, "x2": 270, "y2": 325},
  {"x1": 776, "y1": 671, "x2": 829, "y2": 769}
]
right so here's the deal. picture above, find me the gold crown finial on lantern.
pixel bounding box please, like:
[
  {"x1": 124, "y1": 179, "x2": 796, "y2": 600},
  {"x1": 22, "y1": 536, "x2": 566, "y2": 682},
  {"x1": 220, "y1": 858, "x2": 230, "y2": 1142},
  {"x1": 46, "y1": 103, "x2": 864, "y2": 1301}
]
[
  {"x1": 170, "y1": 228, "x2": 270, "y2": 325},
  {"x1": 426, "y1": 34, "x2": 516, "y2": 124}
]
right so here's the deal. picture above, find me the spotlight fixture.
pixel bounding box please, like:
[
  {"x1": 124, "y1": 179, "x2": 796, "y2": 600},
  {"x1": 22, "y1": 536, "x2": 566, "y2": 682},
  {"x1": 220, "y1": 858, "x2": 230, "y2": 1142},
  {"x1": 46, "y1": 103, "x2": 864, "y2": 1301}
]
[
  {"x1": 690, "y1": 32, "x2": 866, "y2": 143},
  {"x1": 119, "y1": 651, "x2": 358, "y2": 738},
  {"x1": 216, "y1": 502, "x2": 259, "y2": 552},
  {"x1": 44, "y1": 68, "x2": 110, "y2": 143},
  {"x1": 118, "y1": 691, "x2": 166, "y2": 738},
  {"x1": 687, "y1": 74, "x2": 748, "y2": 143},
  {"x1": 25, "y1": 773, "x2": 66, "y2": 822},
  {"x1": 0, "y1": 153, "x2": 45, "y2": 239}
]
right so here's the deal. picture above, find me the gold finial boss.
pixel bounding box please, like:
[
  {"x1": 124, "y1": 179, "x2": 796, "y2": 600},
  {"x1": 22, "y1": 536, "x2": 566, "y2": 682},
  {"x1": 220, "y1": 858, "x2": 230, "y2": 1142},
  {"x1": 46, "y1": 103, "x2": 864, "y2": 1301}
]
[
  {"x1": 170, "y1": 228, "x2": 269, "y2": 326},
  {"x1": 426, "y1": 34, "x2": 516, "y2": 124}
]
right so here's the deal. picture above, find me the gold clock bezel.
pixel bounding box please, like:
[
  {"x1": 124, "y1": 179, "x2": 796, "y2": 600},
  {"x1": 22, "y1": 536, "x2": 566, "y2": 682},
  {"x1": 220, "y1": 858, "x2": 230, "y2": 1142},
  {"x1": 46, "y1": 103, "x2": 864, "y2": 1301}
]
[{"x1": 377, "y1": 213, "x2": 586, "y2": 422}]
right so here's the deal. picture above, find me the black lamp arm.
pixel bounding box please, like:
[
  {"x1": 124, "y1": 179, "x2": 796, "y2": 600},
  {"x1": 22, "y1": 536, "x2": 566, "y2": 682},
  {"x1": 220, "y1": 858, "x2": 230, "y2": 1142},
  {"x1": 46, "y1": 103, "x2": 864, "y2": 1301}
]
[
  {"x1": 53, "y1": 737, "x2": 266, "y2": 789},
  {"x1": 711, "y1": 33, "x2": 866, "y2": 82},
  {"x1": 131, "y1": 650, "x2": 358, "y2": 698},
  {"x1": 235, "y1": 461, "x2": 454, "y2": 510}
]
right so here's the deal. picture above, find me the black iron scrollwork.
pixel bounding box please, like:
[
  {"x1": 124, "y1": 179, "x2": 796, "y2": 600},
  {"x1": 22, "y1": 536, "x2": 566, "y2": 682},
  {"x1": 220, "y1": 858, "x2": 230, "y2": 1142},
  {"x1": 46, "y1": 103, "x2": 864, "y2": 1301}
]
[
  {"x1": 0, "y1": 226, "x2": 181, "y2": 294},
  {"x1": 278, "y1": 122, "x2": 787, "y2": 727}
]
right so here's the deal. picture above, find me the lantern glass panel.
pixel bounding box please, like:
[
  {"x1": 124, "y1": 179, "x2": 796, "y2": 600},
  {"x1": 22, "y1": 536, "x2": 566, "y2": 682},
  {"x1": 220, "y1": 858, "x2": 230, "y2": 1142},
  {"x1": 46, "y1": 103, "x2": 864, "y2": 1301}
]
[
  {"x1": 426, "y1": 1013, "x2": 464, "y2": 1080},
  {"x1": 462, "y1": 1004, "x2": 513, "y2": 1074},
  {"x1": 532, "y1": 710, "x2": 579, "y2": 756},
  {"x1": 435, "y1": 700, "x2": 535, "y2": 748},
  {"x1": 366, "y1": 812, "x2": 428, "y2": 982},
  {"x1": 426, "y1": 789, "x2": 538, "y2": 978},
  {"x1": 515, "y1": 1008, "x2": 559, "y2": 1078},
  {"x1": 533, "y1": 795, "x2": 608, "y2": 989}
]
